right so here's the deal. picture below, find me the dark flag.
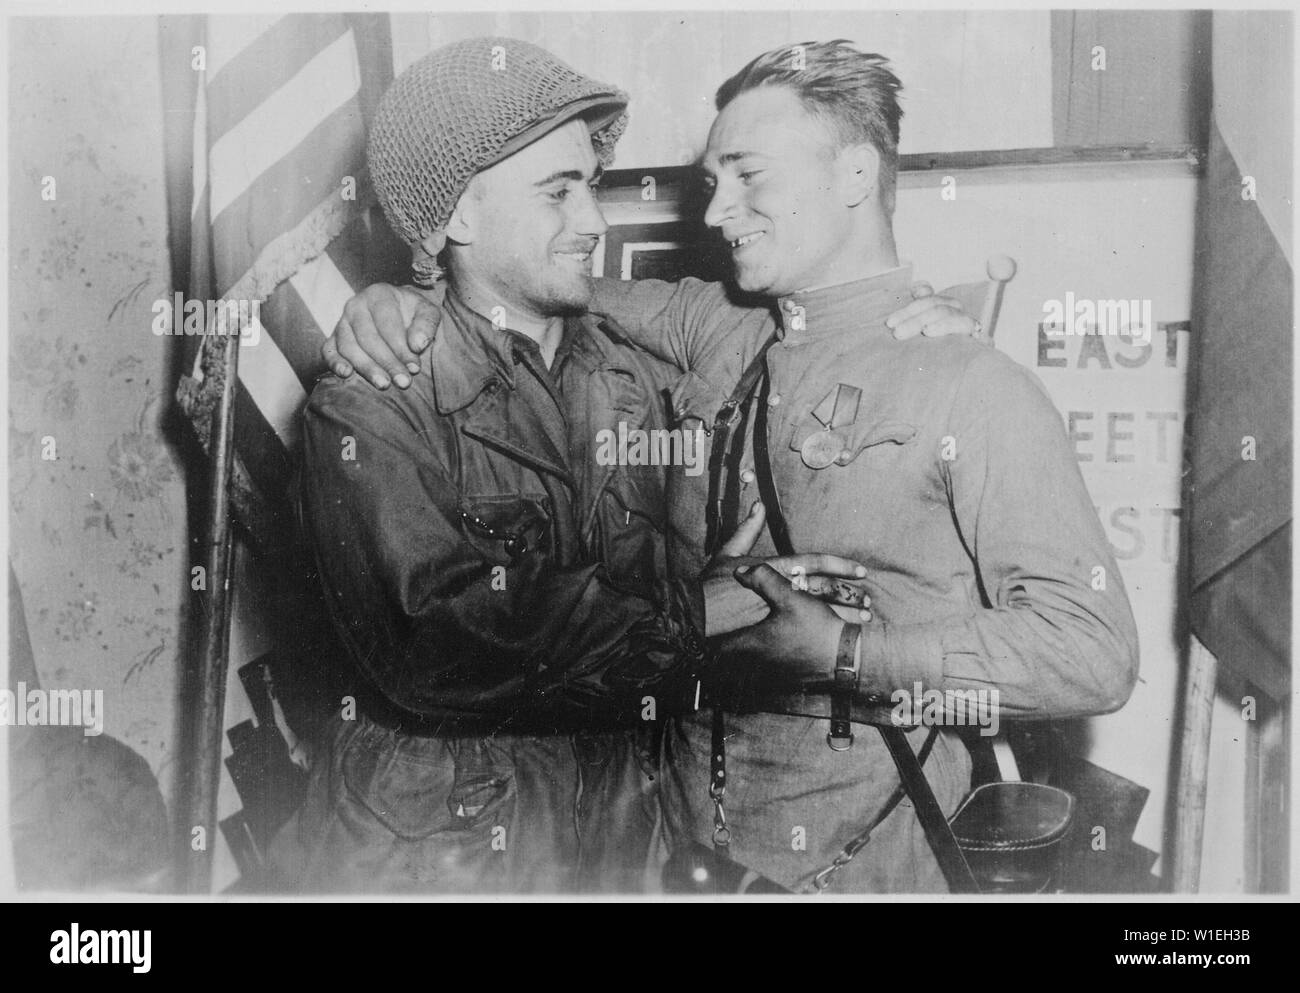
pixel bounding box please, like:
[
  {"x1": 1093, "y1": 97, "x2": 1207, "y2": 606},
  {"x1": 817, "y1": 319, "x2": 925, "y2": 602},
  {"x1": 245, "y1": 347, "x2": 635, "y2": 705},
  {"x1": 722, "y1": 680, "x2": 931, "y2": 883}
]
[{"x1": 1186, "y1": 11, "x2": 1293, "y2": 700}]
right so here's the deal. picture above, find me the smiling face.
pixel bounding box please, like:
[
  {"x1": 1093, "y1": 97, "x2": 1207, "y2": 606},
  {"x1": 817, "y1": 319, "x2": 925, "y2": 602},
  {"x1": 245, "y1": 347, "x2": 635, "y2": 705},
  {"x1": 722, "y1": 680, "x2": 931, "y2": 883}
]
[
  {"x1": 448, "y1": 118, "x2": 608, "y2": 321},
  {"x1": 702, "y1": 85, "x2": 871, "y2": 298}
]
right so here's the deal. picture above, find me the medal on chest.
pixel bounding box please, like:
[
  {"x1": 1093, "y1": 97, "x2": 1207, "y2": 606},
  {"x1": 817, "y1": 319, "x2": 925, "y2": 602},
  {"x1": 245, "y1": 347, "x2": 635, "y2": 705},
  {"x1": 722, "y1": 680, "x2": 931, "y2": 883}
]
[{"x1": 799, "y1": 383, "x2": 862, "y2": 469}]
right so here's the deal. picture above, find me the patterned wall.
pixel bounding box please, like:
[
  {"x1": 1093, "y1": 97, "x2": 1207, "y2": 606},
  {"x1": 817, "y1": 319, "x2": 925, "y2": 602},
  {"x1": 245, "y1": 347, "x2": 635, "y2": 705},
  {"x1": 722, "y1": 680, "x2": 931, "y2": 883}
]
[{"x1": 8, "y1": 18, "x2": 187, "y2": 807}]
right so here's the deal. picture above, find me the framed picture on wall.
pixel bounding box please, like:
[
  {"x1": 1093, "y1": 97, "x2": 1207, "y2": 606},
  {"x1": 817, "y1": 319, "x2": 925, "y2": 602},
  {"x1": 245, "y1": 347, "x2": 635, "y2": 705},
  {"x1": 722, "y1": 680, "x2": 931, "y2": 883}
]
[{"x1": 593, "y1": 167, "x2": 731, "y2": 283}]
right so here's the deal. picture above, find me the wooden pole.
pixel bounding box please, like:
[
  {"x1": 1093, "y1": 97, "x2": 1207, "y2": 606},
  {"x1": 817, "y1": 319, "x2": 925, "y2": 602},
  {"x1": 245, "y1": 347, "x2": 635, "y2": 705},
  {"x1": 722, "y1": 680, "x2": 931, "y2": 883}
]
[
  {"x1": 980, "y1": 255, "x2": 1017, "y2": 343},
  {"x1": 1244, "y1": 692, "x2": 1289, "y2": 892},
  {"x1": 1171, "y1": 634, "x2": 1218, "y2": 892},
  {"x1": 180, "y1": 329, "x2": 241, "y2": 894}
]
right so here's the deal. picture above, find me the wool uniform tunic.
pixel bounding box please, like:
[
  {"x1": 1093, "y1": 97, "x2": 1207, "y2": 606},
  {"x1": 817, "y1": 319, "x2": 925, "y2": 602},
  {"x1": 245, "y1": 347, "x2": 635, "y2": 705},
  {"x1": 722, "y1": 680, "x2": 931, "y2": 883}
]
[{"x1": 592, "y1": 267, "x2": 1139, "y2": 892}]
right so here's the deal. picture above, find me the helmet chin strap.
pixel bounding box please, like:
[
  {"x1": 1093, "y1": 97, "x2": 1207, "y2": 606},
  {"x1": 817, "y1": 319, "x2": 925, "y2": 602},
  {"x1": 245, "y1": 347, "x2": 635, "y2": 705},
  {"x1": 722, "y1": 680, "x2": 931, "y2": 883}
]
[{"x1": 412, "y1": 230, "x2": 449, "y2": 287}]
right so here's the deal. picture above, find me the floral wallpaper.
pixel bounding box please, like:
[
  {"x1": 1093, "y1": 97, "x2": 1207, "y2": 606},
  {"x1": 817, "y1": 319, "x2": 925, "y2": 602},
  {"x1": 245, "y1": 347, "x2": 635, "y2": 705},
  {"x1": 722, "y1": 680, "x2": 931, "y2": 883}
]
[{"x1": 8, "y1": 18, "x2": 188, "y2": 807}]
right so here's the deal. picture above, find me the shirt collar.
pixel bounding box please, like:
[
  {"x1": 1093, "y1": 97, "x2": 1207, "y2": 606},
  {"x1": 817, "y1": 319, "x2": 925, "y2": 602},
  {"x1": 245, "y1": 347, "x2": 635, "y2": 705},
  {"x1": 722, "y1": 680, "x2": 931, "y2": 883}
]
[
  {"x1": 427, "y1": 288, "x2": 610, "y2": 414},
  {"x1": 775, "y1": 265, "x2": 914, "y2": 344},
  {"x1": 425, "y1": 290, "x2": 510, "y2": 415},
  {"x1": 501, "y1": 317, "x2": 582, "y2": 380}
]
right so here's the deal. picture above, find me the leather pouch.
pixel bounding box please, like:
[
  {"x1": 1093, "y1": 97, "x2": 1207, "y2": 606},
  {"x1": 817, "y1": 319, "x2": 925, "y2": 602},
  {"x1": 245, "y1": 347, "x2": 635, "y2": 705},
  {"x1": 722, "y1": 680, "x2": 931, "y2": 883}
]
[{"x1": 948, "y1": 781, "x2": 1075, "y2": 893}]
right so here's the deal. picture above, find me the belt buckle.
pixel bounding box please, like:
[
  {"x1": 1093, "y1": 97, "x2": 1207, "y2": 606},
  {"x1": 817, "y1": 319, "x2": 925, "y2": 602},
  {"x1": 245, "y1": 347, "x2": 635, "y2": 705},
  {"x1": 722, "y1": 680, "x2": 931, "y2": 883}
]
[{"x1": 826, "y1": 729, "x2": 855, "y2": 751}]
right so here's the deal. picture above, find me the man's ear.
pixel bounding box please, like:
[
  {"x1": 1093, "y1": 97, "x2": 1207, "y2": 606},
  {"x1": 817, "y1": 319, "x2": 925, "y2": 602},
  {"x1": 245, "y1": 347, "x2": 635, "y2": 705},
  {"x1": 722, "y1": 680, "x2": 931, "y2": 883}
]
[
  {"x1": 419, "y1": 229, "x2": 449, "y2": 259},
  {"x1": 839, "y1": 142, "x2": 882, "y2": 209},
  {"x1": 442, "y1": 180, "x2": 479, "y2": 247}
]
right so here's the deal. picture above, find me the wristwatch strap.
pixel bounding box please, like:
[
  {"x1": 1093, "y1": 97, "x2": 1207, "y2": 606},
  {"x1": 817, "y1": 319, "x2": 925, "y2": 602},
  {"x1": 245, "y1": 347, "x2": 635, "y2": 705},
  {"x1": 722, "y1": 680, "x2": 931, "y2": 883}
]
[{"x1": 828, "y1": 622, "x2": 861, "y2": 750}]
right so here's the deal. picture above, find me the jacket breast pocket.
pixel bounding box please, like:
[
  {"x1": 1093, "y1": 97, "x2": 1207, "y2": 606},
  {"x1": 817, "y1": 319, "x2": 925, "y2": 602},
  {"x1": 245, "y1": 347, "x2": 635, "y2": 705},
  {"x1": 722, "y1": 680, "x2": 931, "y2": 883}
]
[
  {"x1": 599, "y1": 466, "x2": 669, "y2": 593},
  {"x1": 606, "y1": 464, "x2": 668, "y2": 532},
  {"x1": 458, "y1": 493, "x2": 552, "y2": 564}
]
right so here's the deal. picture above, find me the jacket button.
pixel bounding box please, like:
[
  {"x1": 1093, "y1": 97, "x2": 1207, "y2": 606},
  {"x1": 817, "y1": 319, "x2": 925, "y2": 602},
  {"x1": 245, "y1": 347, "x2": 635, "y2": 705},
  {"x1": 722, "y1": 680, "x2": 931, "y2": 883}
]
[
  {"x1": 740, "y1": 469, "x2": 755, "y2": 484},
  {"x1": 767, "y1": 393, "x2": 781, "y2": 406}
]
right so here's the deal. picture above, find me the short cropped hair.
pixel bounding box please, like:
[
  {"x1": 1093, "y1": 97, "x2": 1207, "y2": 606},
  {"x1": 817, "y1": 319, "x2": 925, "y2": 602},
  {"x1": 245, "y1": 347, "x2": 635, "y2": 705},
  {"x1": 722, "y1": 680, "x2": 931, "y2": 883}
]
[{"x1": 715, "y1": 40, "x2": 904, "y2": 214}]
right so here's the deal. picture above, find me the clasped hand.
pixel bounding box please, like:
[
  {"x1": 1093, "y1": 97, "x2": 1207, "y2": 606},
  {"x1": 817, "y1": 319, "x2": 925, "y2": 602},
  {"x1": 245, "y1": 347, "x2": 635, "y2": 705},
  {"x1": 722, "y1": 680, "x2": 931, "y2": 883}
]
[{"x1": 703, "y1": 502, "x2": 868, "y2": 705}]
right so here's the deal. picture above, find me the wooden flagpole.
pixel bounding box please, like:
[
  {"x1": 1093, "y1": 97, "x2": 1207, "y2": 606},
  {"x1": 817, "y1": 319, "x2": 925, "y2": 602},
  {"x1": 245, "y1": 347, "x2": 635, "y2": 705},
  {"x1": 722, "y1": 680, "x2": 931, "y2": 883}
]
[
  {"x1": 180, "y1": 329, "x2": 241, "y2": 894},
  {"x1": 1170, "y1": 635, "x2": 1218, "y2": 892}
]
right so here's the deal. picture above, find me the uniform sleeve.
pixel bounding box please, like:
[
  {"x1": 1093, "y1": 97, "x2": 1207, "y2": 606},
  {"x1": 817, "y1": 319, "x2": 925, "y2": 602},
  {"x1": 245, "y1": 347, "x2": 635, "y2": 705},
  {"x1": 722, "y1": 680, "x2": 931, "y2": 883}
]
[
  {"x1": 856, "y1": 353, "x2": 1140, "y2": 719},
  {"x1": 589, "y1": 276, "x2": 753, "y2": 372},
  {"x1": 301, "y1": 384, "x2": 702, "y2": 732}
]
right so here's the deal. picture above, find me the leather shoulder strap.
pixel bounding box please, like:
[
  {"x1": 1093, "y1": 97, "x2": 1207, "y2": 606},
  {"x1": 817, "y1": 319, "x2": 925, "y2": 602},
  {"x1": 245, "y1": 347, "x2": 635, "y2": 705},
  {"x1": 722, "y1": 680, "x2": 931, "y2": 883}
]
[
  {"x1": 878, "y1": 725, "x2": 980, "y2": 892},
  {"x1": 705, "y1": 332, "x2": 780, "y2": 557},
  {"x1": 753, "y1": 359, "x2": 794, "y2": 557}
]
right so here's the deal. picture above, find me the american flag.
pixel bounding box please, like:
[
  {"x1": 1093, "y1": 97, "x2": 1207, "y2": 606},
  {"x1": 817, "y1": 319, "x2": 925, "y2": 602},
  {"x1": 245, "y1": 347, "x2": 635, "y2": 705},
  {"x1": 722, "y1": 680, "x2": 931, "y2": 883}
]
[
  {"x1": 161, "y1": 14, "x2": 408, "y2": 887},
  {"x1": 168, "y1": 13, "x2": 402, "y2": 544}
]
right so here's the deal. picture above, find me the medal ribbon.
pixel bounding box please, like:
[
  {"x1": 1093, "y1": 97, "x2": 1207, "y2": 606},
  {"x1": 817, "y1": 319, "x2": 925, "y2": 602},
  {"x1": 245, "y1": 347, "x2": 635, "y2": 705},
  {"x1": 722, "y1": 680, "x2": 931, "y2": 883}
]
[{"x1": 811, "y1": 383, "x2": 862, "y2": 432}]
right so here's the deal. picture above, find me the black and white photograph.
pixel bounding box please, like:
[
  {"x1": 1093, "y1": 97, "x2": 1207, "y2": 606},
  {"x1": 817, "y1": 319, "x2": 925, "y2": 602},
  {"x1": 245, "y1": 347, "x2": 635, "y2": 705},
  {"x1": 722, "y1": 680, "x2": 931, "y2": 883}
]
[{"x1": 1, "y1": 1, "x2": 1292, "y2": 929}]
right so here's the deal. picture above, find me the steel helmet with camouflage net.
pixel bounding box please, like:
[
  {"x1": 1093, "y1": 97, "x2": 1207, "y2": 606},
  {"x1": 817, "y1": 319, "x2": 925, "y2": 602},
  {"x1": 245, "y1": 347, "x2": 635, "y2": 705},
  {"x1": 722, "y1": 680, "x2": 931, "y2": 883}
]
[{"x1": 367, "y1": 36, "x2": 629, "y2": 285}]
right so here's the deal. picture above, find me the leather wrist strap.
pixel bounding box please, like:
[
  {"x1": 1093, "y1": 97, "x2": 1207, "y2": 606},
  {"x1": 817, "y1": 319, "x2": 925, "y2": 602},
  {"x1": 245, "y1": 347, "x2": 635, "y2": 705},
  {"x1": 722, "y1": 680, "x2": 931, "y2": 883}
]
[{"x1": 828, "y1": 622, "x2": 861, "y2": 750}]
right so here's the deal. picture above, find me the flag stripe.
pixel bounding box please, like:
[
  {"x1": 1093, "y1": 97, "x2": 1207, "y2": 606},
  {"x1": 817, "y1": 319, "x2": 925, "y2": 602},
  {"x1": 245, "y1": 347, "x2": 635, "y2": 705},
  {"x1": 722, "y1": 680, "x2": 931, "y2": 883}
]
[
  {"x1": 326, "y1": 207, "x2": 411, "y2": 290},
  {"x1": 208, "y1": 28, "x2": 361, "y2": 221},
  {"x1": 205, "y1": 15, "x2": 284, "y2": 84},
  {"x1": 191, "y1": 78, "x2": 209, "y2": 221},
  {"x1": 232, "y1": 384, "x2": 293, "y2": 502},
  {"x1": 205, "y1": 13, "x2": 351, "y2": 143},
  {"x1": 210, "y1": 99, "x2": 365, "y2": 293},
  {"x1": 290, "y1": 250, "x2": 357, "y2": 340},
  {"x1": 259, "y1": 283, "x2": 332, "y2": 388},
  {"x1": 188, "y1": 184, "x2": 214, "y2": 299},
  {"x1": 238, "y1": 325, "x2": 308, "y2": 447},
  {"x1": 323, "y1": 216, "x2": 370, "y2": 287}
]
